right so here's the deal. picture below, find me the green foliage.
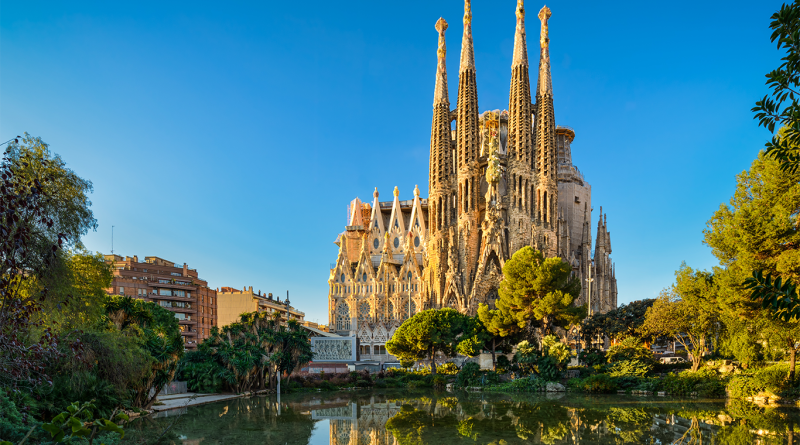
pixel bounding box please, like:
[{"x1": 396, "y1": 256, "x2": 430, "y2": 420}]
[
  {"x1": 478, "y1": 247, "x2": 583, "y2": 339},
  {"x1": 607, "y1": 360, "x2": 652, "y2": 378},
  {"x1": 606, "y1": 338, "x2": 656, "y2": 365},
  {"x1": 578, "y1": 348, "x2": 606, "y2": 367},
  {"x1": 513, "y1": 340, "x2": 539, "y2": 375},
  {"x1": 536, "y1": 356, "x2": 562, "y2": 382},
  {"x1": 485, "y1": 375, "x2": 546, "y2": 392},
  {"x1": 541, "y1": 335, "x2": 572, "y2": 364},
  {"x1": 40, "y1": 400, "x2": 127, "y2": 444},
  {"x1": 568, "y1": 374, "x2": 618, "y2": 393},
  {"x1": 495, "y1": 355, "x2": 511, "y2": 374},
  {"x1": 727, "y1": 363, "x2": 794, "y2": 399},
  {"x1": 182, "y1": 311, "x2": 312, "y2": 394},
  {"x1": 640, "y1": 265, "x2": 720, "y2": 371},
  {"x1": 386, "y1": 308, "x2": 478, "y2": 373},
  {"x1": 177, "y1": 350, "x2": 225, "y2": 393},
  {"x1": 0, "y1": 392, "x2": 39, "y2": 444},
  {"x1": 455, "y1": 362, "x2": 482, "y2": 388},
  {"x1": 436, "y1": 362, "x2": 459, "y2": 375},
  {"x1": 581, "y1": 299, "x2": 656, "y2": 344},
  {"x1": 660, "y1": 368, "x2": 727, "y2": 397},
  {"x1": 103, "y1": 296, "x2": 184, "y2": 409}
]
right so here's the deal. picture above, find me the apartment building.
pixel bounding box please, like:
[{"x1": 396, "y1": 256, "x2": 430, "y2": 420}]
[
  {"x1": 216, "y1": 286, "x2": 305, "y2": 327},
  {"x1": 104, "y1": 255, "x2": 217, "y2": 349}
]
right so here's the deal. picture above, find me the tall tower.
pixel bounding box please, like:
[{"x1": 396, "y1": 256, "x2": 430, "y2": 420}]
[
  {"x1": 507, "y1": 0, "x2": 535, "y2": 253},
  {"x1": 456, "y1": 0, "x2": 481, "y2": 301},
  {"x1": 427, "y1": 18, "x2": 453, "y2": 306},
  {"x1": 533, "y1": 5, "x2": 558, "y2": 255}
]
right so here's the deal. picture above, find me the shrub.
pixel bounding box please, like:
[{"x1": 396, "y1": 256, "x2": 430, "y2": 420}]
[
  {"x1": 579, "y1": 348, "x2": 607, "y2": 367},
  {"x1": 573, "y1": 374, "x2": 618, "y2": 393},
  {"x1": 456, "y1": 363, "x2": 482, "y2": 388},
  {"x1": 536, "y1": 356, "x2": 562, "y2": 382},
  {"x1": 374, "y1": 379, "x2": 388, "y2": 389},
  {"x1": 542, "y1": 335, "x2": 572, "y2": 365},
  {"x1": 319, "y1": 380, "x2": 336, "y2": 391},
  {"x1": 438, "y1": 362, "x2": 459, "y2": 375},
  {"x1": 487, "y1": 375, "x2": 545, "y2": 392},
  {"x1": 0, "y1": 392, "x2": 41, "y2": 443},
  {"x1": 728, "y1": 363, "x2": 791, "y2": 399},
  {"x1": 660, "y1": 368, "x2": 726, "y2": 397},
  {"x1": 496, "y1": 356, "x2": 511, "y2": 373},
  {"x1": 608, "y1": 359, "x2": 652, "y2": 378},
  {"x1": 432, "y1": 375, "x2": 447, "y2": 389},
  {"x1": 606, "y1": 338, "x2": 655, "y2": 365}
]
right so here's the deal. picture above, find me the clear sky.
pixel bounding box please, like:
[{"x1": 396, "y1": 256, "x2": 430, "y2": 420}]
[{"x1": 0, "y1": 0, "x2": 785, "y2": 325}]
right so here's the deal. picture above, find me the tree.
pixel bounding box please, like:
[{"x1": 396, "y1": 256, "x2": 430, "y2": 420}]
[
  {"x1": 581, "y1": 299, "x2": 656, "y2": 345},
  {"x1": 747, "y1": 1, "x2": 800, "y2": 317},
  {"x1": 103, "y1": 296, "x2": 184, "y2": 409},
  {"x1": 640, "y1": 265, "x2": 720, "y2": 372},
  {"x1": 478, "y1": 247, "x2": 583, "y2": 345},
  {"x1": 704, "y1": 147, "x2": 800, "y2": 378},
  {"x1": 386, "y1": 308, "x2": 476, "y2": 374}
]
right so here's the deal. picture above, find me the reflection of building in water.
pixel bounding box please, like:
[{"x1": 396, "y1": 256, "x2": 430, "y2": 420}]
[{"x1": 313, "y1": 400, "x2": 402, "y2": 445}]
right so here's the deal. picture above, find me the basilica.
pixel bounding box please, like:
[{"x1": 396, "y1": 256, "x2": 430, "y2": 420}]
[{"x1": 327, "y1": 0, "x2": 617, "y2": 361}]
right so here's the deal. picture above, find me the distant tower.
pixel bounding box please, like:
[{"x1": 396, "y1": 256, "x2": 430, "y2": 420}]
[
  {"x1": 427, "y1": 18, "x2": 453, "y2": 306},
  {"x1": 533, "y1": 5, "x2": 558, "y2": 255},
  {"x1": 456, "y1": 0, "x2": 482, "y2": 301}
]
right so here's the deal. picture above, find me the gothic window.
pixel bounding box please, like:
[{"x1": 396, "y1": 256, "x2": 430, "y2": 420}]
[
  {"x1": 415, "y1": 218, "x2": 419, "y2": 227},
  {"x1": 414, "y1": 236, "x2": 420, "y2": 247},
  {"x1": 393, "y1": 237, "x2": 400, "y2": 248},
  {"x1": 358, "y1": 302, "x2": 370, "y2": 322},
  {"x1": 336, "y1": 302, "x2": 351, "y2": 331},
  {"x1": 388, "y1": 302, "x2": 395, "y2": 321},
  {"x1": 398, "y1": 303, "x2": 408, "y2": 321},
  {"x1": 446, "y1": 296, "x2": 457, "y2": 309},
  {"x1": 407, "y1": 272, "x2": 412, "y2": 280},
  {"x1": 362, "y1": 273, "x2": 367, "y2": 282},
  {"x1": 394, "y1": 219, "x2": 399, "y2": 229},
  {"x1": 410, "y1": 300, "x2": 417, "y2": 315},
  {"x1": 373, "y1": 238, "x2": 379, "y2": 249},
  {"x1": 340, "y1": 273, "x2": 345, "y2": 282}
]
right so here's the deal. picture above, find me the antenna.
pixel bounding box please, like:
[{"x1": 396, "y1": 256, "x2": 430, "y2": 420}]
[{"x1": 111, "y1": 226, "x2": 114, "y2": 255}]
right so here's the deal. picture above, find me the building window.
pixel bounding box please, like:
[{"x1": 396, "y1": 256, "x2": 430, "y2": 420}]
[
  {"x1": 388, "y1": 302, "x2": 395, "y2": 321},
  {"x1": 393, "y1": 237, "x2": 399, "y2": 248},
  {"x1": 119, "y1": 287, "x2": 125, "y2": 295},
  {"x1": 336, "y1": 302, "x2": 351, "y2": 331},
  {"x1": 358, "y1": 302, "x2": 370, "y2": 321},
  {"x1": 373, "y1": 345, "x2": 380, "y2": 355},
  {"x1": 414, "y1": 236, "x2": 420, "y2": 247},
  {"x1": 159, "y1": 289, "x2": 171, "y2": 296},
  {"x1": 373, "y1": 238, "x2": 379, "y2": 249}
]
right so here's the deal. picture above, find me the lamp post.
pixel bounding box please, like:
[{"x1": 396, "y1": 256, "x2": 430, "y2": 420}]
[{"x1": 585, "y1": 265, "x2": 594, "y2": 317}]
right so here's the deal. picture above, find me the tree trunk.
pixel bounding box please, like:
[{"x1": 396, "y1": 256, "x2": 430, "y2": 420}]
[
  {"x1": 491, "y1": 338, "x2": 497, "y2": 371},
  {"x1": 430, "y1": 349, "x2": 437, "y2": 375},
  {"x1": 691, "y1": 355, "x2": 701, "y2": 372},
  {"x1": 790, "y1": 346, "x2": 797, "y2": 383}
]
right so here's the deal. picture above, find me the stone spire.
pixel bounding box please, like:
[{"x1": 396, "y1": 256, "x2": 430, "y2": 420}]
[
  {"x1": 433, "y1": 18, "x2": 449, "y2": 106},
  {"x1": 457, "y1": 0, "x2": 480, "y2": 169},
  {"x1": 534, "y1": 5, "x2": 558, "y2": 228},
  {"x1": 430, "y1": 18, "x2": 452, "y2": 234},
  {"x1": 508, "y1": 0, "x2": 533, "y2": 165}
]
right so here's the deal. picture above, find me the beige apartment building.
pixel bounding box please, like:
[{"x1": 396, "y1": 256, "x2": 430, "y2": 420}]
[
  {"x1": 104, "y1": 255, "x2": 217, "y2": 349},
  {"x1": 216, "y1": 286, "x2": 307, "y2": 328}
]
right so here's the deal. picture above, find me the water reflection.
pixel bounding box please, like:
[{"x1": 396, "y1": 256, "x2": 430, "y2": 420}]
[{"x1": 123, "y1": 390, "x2": 800, "y2": 444}]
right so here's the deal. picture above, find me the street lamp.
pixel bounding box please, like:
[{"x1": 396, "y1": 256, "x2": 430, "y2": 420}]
[{"x1": 585, "y1": 265, "x2": 594, "y2": 317}]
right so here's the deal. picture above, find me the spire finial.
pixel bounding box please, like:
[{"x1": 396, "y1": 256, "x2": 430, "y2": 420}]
[
  {"x1": 538, "y1": 6, "x2": 551, "y2": 48},
  {"x1": 512, "y1": 0, "x2": 528, "y2": 67},
  {"x1": 393, "y1": 186, "x2": 399, "y2": 198},
  {"x1": 414, "y1": 184, "x2": 420, "y2": 197},
  {"x1": 460, "y1": 0, "x2": 475, "y2": 72},
  {"x1": 434, "y1": 18, "x2": 449, "y2": 105}
]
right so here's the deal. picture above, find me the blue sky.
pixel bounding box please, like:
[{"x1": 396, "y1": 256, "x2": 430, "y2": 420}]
[{"x1": 0, "y1": 0, "x2": 785, "y2": 325}]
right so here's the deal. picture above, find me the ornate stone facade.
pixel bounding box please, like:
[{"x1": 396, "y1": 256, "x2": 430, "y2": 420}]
[{"x1": 328, "y1": 0, "x2": 617, "y2": 360}]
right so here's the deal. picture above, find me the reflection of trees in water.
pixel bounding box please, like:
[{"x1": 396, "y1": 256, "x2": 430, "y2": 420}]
[
  {"x1": 123, "y1": 396, "x2": 316, "y2": 445},
  {"x1": 122, "y1": 390, "x2": 800, "y2": 445}
]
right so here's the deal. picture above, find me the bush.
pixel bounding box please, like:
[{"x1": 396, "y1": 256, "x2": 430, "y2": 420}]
[
  {"x1": 438, "y1": 362, "x2": 459, "y2": 375},
  {"x1": 432, "y1": 375, "x2": 447, "y2": 389},
  {"x1": 579, "y1": 348, "x2": 606, "y2": 367},
  {"x1": 535, "y1": 356, "x2": 562, "y2": 382},
  {"x1": 456, "y1": 363, "x2": 482, "y2": 388},
  {"x1": 486, "y1": 375, "x2": 545, "y2": 392},
  {"x1": 727, "y1": 363, "x2": 791, "y2": 399},
  {"x1": 0, "y1": 392, "x2": 41, "y2": 443},
  {"x1": 571, "y1": 374, "x2": 618, "y2": 393},
  {"x1": 606, "y1": 338, "x2": 655, "y2": 365},
  {"x1": 660, "y1": 368, "x2": 726, "y2": 397},
  {"x1": 496, "y1": 356, "x2": 511, "y2": 373},
  {"x1": 608, "y1": 359, "x2": 652, "y2": 378}
]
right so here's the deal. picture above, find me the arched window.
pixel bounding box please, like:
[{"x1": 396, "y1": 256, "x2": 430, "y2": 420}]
[
  {"x1": 410, "y1": 300, "x2": 417, "y2": 315},
  {"x1": 336, "y1": 302, "x2": 351, "y2": 330},
  {"x1": 388, "y1": 302, "x2": 395, "y2": 321},
  {"x1": 446, "y1": 296, "x2": 457, "y2": 309},
  {"x1": 358, "y1": 302, "x2": 370, "y2": 322},
  {"x1": 362, "y1": 273, "x2": 367, "y2": 282}
]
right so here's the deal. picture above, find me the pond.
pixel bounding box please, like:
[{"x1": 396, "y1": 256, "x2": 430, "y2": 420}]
[{"x1": 123, "y1": 390, "x2": 800, "y2": 444}]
